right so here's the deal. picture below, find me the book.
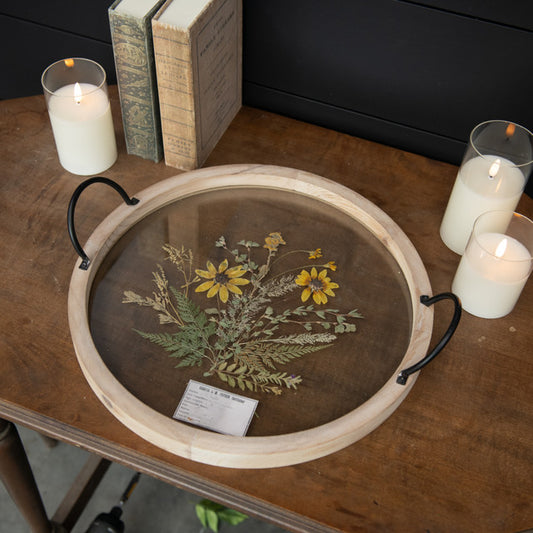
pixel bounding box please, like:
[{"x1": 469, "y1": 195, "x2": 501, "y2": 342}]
[
  {"x1": 152, "y1": 0, "x2": 242, "y2": 170},
  {"x1": 109, "y1": 0, "x2": 166, "y2": 162}
]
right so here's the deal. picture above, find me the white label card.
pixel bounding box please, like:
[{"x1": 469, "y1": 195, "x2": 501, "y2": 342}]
[{"x1": 173, "y1": 380, "x2": 258, "y2": 437}]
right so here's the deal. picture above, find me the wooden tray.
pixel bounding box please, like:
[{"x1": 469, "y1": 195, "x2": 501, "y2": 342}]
[{"x1": 68, "y1": 164, "x2": 435, "y2": 468}]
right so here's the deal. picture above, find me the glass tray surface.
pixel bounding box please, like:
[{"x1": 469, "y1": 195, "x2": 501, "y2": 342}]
[{"x1": 89, "y1": 186, "x2": 412, "y2": 437}]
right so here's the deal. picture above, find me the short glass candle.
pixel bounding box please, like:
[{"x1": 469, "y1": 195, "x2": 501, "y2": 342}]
[
  {"x1": 452, "y1": 211, "x2": 533, "y2": 318},
  {"x1": 41, "y1": 58, "x2": 117, "y2": 175},
  {"x1": 440, "y1": 120, "x2": 533, "y2": 255}
]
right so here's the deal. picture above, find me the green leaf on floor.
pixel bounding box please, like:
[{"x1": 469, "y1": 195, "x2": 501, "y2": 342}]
[{"x1": 195, "y1": 499, "x2": 248, "y2": 531}]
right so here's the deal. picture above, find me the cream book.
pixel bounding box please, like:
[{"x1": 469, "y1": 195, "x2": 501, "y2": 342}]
[{"x1": 152, "y1": 0, "x2": 242, "y2": 170}]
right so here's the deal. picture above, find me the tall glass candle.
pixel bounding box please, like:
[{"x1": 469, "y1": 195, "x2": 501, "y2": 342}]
[
  {"x1": 452, "y1": 211, "x2": 533, "y2": 318},
  {"x1": 42, "y1": 58, "x2": 117, "y2": 175},
  {"x1": 440, "y1": 120, "x2": 532, "y2": 255}
]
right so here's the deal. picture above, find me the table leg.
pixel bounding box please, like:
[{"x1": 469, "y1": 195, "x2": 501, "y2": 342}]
[{"x1": 0, "y1": 418, "x2": 53, "y2": 533}]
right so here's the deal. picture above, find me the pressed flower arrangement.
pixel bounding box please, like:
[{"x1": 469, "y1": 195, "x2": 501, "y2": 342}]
[{"x1": 123, "y1": 231, "x2": 363, "y2": 395}]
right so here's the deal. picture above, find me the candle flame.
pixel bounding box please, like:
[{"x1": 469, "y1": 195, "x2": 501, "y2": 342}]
[
  {"x1": 64, "y1": 58, "x2": 75, "y2": 68},
  {"x1": 495, "y1": 238, "x2": 507, "y2": 258},
  {"x1": 505, "y1": 123, "x2": 516, "y2": 138},
  {"x1": 74, "y1": 82, "x2": 83, "y2": 105},
  {"x1": 488, "y1": 158, "x2": 501, "y2": 179}
]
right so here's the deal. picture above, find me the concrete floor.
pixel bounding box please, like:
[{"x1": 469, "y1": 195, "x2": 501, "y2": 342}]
[{"x1": 1, "y1": 425, "x2": 288, "y2": 533}]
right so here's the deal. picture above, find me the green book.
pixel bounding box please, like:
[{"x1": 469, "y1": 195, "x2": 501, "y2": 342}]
[{"x1": 109, "y1": 0, "x2": 166, "y2": 162}]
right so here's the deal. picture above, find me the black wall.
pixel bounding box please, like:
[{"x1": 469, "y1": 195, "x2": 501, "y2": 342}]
[{"x1": 2, "y1": 1, "x2": 532, "y2": 195}]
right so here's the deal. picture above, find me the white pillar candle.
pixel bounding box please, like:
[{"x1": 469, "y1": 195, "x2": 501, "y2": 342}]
[
  {"x1": 452, "y1": 232, "x2": 531, "y2": 318},
  {"x1": 47, "y1": 82, "x2": 117, "y2": 175},
  {"x1": 440, "y1": 156, "x2": 525, "y2": 255}
]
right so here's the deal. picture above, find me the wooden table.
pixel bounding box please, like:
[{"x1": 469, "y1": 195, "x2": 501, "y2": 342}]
[{"x1": 1, "y1": 88, "x2": 532, "y2": 533}]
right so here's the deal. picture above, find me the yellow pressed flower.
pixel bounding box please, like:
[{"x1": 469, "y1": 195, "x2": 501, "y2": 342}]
[
  {"x1": 263, "y1": 231, "x2": 286, "y2": 251},
  {"x1": 308, "y1": 248, "x2": 322, "y2": 259},
  {"x1": 323, "y1": 261, "x2": 337, "y2": 271},
  {"x1": 195, "y1": 259, "x2": 249, "y2": 303},
  {"x1": 295, "y1": 267, "x2": 339, "y2": 305}
]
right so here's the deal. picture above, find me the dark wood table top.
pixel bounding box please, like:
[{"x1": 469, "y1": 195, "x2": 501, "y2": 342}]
[{"x1": 1, "y1": 88, "x2": 532, "y2": 532}]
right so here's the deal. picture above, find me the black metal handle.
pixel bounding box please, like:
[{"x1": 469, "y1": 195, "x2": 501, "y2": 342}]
[
  {"x1": 396, "y1": 292, "x2": 461, "y2": 385},
  {"x1": 67, "y1": 177, "x2": 139, "y2": 270}
]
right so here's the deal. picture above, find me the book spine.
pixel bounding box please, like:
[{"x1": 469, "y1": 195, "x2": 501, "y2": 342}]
[
  {"x1": 152, "y1": 19, "x2": 198, "y2": 170},
  {"x1": 191, "y1": 0, "x2": 242, "y2": 165},
  {"x1": 109, "y1": 8, "x2": 164, "y2": 162}
]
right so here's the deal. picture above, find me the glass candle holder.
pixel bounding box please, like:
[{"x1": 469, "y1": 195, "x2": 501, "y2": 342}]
[
  {"x1": 452, "y1": 211, "x2": 533, "y2": 318},
  {"x1": 41, "y1": 58, "x2": 117, "y2": 175},
  {"x1": 440, "y1": 120, "x2": 533, "y2": 255}
]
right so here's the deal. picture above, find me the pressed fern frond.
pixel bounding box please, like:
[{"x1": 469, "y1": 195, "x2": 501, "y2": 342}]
[
  {"x1": 244, "y1": 341, "x2": 333, "y2": 366},
  {"x1": 265, "y1": 332, "x2": 337, "y2": 345},
  {"x1": 170, "y1": 287, "x2": 206, "y2": 325}
]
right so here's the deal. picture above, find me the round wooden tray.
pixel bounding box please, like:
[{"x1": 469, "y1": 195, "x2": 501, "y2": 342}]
[{"x1": 68, "y1": 164, "x2": 435, "y2": 468}]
